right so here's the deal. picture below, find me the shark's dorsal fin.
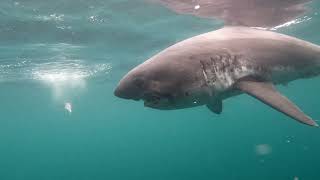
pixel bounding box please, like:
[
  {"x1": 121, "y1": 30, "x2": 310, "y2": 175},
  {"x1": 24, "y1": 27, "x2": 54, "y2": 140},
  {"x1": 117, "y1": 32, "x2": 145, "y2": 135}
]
[
  {"x1": 206, "y1": 99, "x2": 222, "y2": 114},
  {"x1": 235, "y1": 79, "x2": 318, "y2": 127}
]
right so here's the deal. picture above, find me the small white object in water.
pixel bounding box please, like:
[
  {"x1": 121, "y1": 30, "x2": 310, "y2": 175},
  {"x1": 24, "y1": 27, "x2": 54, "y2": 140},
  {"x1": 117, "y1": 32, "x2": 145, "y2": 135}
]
[
  {"x1": 294, "y1": 176, "x2": 299, "y2": 180},
  {"x1": 194, "y1": 5, "x2": 200, "y2": 10},
  {"x1": 64, "y1": 102, "x2": 72, "y2": 113},
  {"x1": 255, "y1": 144, "x2": 272, "y2": 156}
]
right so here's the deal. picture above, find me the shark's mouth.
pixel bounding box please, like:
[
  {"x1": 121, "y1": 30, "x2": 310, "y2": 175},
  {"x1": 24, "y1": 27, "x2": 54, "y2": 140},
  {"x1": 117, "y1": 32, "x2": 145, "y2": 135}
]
[
  {"x1": 142, "y1": 92, "x2": 176, "y2": 108},
  {"x1": 142, "y1": 93, "x2": 161, "y2": 107}
]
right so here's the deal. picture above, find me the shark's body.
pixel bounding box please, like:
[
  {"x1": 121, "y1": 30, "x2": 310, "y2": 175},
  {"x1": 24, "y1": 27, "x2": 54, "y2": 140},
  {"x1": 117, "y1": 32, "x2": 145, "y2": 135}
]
[{"x1": 115, "y1": 26, "x2": 320, "y2": 126}]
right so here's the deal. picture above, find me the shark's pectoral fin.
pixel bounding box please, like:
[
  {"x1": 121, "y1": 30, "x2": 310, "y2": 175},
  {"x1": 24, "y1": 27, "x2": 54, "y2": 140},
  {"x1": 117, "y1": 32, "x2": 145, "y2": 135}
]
[
  {"x1": 235, "y1": 79, "x2": 318, "y2": 127},
  {"x1": 206, "y1": 99, "x2": 222, "y2": 114}
]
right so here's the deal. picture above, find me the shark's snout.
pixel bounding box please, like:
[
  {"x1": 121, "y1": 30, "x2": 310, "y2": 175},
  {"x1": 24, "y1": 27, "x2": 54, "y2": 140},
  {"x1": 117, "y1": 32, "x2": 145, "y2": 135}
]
[
  {"x1": 114, "y1": 85, "x2": 129, "y2": 99},
  {"x1": 114, "y1": 84, "x2": 139, "y2": 100},
  {"x1": 114, "y1": 76, "x2": 143, "y2": 100}
]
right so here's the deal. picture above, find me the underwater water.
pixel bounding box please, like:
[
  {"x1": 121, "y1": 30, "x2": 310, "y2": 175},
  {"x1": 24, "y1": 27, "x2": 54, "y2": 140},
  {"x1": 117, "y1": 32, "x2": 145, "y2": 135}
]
[{"x1": 0, "y1": 0, "x2": 320, "y2": 179}]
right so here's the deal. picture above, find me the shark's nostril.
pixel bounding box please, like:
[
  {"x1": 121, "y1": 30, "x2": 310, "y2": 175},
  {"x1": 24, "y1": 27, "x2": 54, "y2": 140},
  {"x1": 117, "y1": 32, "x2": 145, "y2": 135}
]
[{"x1": 114, "y1": 86, "x2": 124, "y2": 98}]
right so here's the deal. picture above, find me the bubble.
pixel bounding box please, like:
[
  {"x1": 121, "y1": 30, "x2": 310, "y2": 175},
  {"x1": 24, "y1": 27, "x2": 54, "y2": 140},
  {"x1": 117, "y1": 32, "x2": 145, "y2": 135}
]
[
  {"x1": 36, "y1": 13, "x2": 65, "y2": 22},
  {"x1": 285, "y1": 135, "x2": 294, "y2": 144},
  {"x1": 303, "y1": 146, "x2": 309, "y2": 151},
  {"x1": 255, "y1": 144, "x2": 272, "y2": 156},
  {"x1": 89, "y1": 15, "x2": 104, "y2": 23}
]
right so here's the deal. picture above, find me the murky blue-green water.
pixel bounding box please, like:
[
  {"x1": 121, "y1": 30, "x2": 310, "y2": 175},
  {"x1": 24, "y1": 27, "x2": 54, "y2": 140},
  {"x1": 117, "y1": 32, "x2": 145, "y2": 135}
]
[{"x1": 0, "y1": 0, "x2": 320, "y2": 179}]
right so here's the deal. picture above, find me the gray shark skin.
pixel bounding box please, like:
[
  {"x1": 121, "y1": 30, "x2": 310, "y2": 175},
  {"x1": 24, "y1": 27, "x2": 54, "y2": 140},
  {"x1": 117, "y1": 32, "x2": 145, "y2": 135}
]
[
  {"x1": 114, "y1": 26, "x2": 320, "y2": 127},
  {"x1": 150, "y1": 0, "x2": 311, "y2": 27}
]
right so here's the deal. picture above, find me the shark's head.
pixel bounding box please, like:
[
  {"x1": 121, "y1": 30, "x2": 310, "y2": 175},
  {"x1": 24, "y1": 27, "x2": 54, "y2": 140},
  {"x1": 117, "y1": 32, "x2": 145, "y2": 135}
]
[{"x1": 114, "y1": 55, "x2": 208, "y2": 110}]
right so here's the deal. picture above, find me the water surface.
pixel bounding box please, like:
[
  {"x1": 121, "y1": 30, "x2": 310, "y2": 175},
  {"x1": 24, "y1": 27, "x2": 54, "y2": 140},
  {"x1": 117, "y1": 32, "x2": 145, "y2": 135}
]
[{"x1": 0, "y1": 0, "x2": 320, "y2": 179}]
